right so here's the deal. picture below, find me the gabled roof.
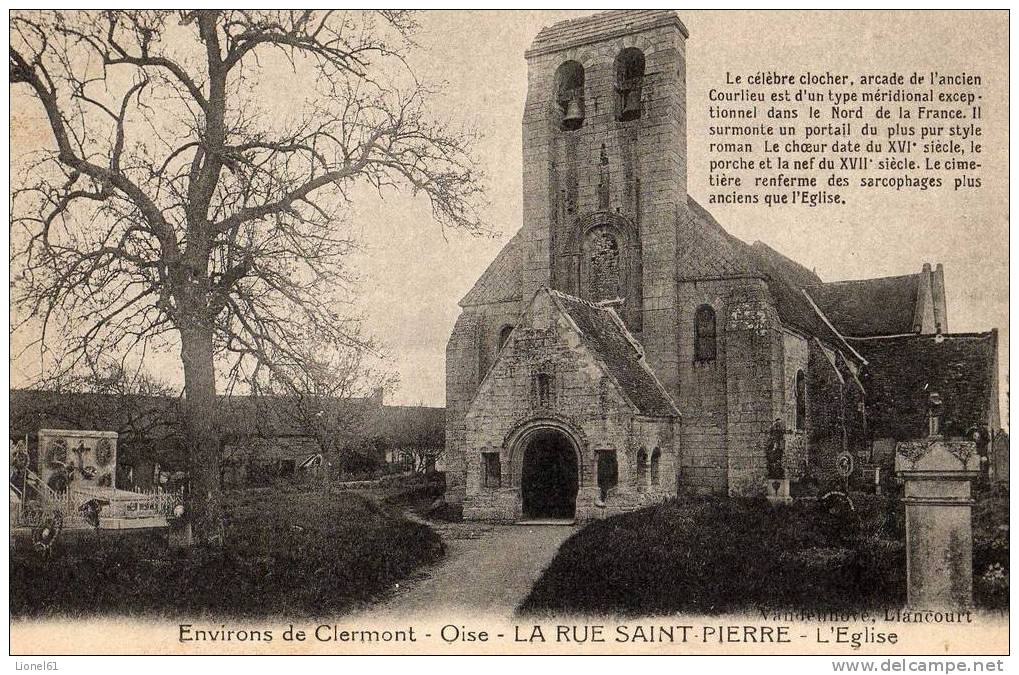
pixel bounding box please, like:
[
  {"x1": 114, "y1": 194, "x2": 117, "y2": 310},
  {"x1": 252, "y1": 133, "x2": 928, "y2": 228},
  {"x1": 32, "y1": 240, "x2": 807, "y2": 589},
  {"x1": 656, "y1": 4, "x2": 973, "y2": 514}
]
[
  {"x1": 527, "y1": 10, "x2": 688, "y2": 57},
  {"x1": 548, "y1": 290, "x2": 679, "y2": 418},
  {"x1": 850, "y1": 331, "x2": 999, "y2": 440},
  {"x1": 459, "y1": 230, "x2": 523, "y2": 307},
  {"x1": 804, "y1": 274, "x2": 922, "y2": 337}
]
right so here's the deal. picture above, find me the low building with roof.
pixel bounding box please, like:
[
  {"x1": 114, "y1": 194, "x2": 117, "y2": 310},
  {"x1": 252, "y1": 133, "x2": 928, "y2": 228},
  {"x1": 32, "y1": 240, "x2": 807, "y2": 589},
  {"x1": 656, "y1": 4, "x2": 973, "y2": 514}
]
[{"x1": 9, "y1": 389, "x2": 445, "y2": 490}]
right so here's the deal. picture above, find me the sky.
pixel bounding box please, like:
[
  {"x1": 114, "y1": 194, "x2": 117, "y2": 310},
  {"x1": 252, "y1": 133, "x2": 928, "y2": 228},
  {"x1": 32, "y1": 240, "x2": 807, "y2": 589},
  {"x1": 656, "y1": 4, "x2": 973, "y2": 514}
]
[{"x1": 9, "y1": 11, "x2": 1009, "y2": 420}]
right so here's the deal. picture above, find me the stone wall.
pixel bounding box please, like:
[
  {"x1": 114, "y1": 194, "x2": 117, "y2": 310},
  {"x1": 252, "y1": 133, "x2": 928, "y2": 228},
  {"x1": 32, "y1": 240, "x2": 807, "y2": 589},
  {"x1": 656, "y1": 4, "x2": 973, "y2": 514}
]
[
  {"x1": 724, "y1": 281, "x2": 784, "y2": 496},
  {"x1": 445, "y1": 311, "x2": 483, "y2": 503},
  {"x1": 444, "y1": 299, "x2": 526, "y2": 502},
  {"x1": 806, "y1": 339, "x2": 847, "y2": 481},
  {"x1": 675, "y1": 279, "x2": 730, "y2": 494}
]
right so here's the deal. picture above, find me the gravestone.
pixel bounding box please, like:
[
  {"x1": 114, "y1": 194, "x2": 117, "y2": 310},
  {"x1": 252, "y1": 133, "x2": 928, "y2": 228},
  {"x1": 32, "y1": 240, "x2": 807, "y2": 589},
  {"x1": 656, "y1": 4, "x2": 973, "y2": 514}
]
[{"x1": 895, "y1": 395, "x2": 980, "y2": 609}]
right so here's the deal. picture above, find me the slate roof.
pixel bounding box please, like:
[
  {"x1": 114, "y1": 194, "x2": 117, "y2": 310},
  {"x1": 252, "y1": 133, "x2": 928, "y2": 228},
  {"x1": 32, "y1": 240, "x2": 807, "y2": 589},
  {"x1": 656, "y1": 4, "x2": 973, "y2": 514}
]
[
  {"x1": 369, "y1": 405, "x2": 445, "y2": 447},
  {"x1": 804, "y1": 274, "x2": 921, "y2": 337},
  {"x1": 460, "y1": 230, "x2": 523, "y2": 307},
  {"x1": 849, "y1": 332, "x2": 999, "y2": 441},
  {"x1": 9, "y1": 389, "x2": 181, "y2": 443},
  {"x1": 549, "y1": 290, "x2": 679, "y2": 418},
  {"x1": 678, "y1": 198, "x2": 759, "y2": 280},
  {"x1": 528, "y1": 10, "x2": 688, "y2": 56}
]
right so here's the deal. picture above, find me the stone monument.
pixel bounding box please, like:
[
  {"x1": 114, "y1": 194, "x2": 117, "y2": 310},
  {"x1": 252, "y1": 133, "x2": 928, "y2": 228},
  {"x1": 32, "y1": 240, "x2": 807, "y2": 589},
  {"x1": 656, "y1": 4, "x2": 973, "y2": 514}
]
[{"x1": 894, "y1": 393, "x2": 980, "y2": 609}]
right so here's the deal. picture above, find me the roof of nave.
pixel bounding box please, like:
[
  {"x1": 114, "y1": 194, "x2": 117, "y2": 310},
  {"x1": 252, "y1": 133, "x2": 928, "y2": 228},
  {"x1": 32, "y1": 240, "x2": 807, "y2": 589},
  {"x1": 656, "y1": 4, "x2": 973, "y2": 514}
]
[
  {"x1": 548, "y1": 290, "x2": 679, "y2": 418},
  {"x1": 457, "y1": 197, "x2": 930, "y2": 364},
  {"x1": 684, "y1": 198, "x2": 865, "y2": 362},
  {"x1": 804, "y1": 274, "x2": 923, "y2": 338},
  {"x1": 459, "y1": 230, "x2": 523, "y2": 308}
]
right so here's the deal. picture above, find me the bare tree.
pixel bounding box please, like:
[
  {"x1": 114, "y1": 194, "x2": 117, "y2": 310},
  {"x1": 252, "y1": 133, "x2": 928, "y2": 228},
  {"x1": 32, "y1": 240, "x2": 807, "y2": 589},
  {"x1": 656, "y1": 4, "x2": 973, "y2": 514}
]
[{"x1": 10, "y1": 10, "x2": 485, "y2": 544}]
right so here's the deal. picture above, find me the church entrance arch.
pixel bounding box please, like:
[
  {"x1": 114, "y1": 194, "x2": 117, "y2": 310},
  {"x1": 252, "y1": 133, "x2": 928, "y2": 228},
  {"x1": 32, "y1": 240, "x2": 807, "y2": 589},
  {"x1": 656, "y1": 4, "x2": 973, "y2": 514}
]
[{"x1": 517, "y1": 426, "x2": 580, "y2": 520}]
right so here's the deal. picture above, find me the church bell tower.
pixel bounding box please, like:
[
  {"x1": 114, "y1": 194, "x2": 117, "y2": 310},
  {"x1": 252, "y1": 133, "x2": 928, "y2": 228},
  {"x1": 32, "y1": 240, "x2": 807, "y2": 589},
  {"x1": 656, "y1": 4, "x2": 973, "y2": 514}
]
[{"x1": 519, "y1": 10, "x2": 689, "y2": 392}]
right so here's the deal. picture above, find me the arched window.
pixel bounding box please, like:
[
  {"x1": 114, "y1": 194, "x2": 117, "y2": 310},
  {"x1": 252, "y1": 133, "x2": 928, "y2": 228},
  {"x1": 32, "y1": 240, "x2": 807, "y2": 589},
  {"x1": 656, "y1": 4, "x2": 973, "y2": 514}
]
[
  {"x1": 695, "y1": 305, "x2": 717, "y2": 362},
  {"x1": 585, "y1": 227, "x2": 621, "y2": 302},
  {"x1": 650, "y1": 448, "x2": 661, "y2": 485},
  {"x1": 635, "y1": 448, "x2": 648, "y2": 487},
  {"x1": 597, "y1": 450, "x2": 618, "y2": 502},
  {"x1": 554, "y1": 61, "x2": 585, "y2": 131},
  {"x1": 615, "y1": 48, "x2": 645, "y2": 122},
  {"x1": 795, "y1": 370, "x2": 807, "y2": 430},
  {"x1": 482, "y1": 452, "x2": 501, "y2": 488},
  {"x1": 535, "y1": 373, "x2": 554, "y2": 408},
  {"x1": 498, "y1": 325, "x2": 514, "y2": 351}
]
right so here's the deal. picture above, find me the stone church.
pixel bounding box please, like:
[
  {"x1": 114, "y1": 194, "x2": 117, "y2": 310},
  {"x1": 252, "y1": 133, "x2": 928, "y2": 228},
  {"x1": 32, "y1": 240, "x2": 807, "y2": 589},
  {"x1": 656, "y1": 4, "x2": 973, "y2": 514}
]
[{"x1": 445, "y1": 10, "x2": 1000, "y2": 521}]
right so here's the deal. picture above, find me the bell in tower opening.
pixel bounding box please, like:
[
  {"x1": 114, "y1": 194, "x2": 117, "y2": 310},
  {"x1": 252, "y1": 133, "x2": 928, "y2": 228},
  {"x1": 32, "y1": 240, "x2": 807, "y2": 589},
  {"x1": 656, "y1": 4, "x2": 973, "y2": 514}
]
[{"x1": 555, "y1": 60, "x2": 585, "y2": 131}]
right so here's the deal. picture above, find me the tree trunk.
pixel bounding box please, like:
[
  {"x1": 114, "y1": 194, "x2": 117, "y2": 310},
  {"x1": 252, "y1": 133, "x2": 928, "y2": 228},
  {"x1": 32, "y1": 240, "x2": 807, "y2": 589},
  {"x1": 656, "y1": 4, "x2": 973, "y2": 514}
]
[{"x1": 180, "y1": 322, "x2": 224, "y2": 546}]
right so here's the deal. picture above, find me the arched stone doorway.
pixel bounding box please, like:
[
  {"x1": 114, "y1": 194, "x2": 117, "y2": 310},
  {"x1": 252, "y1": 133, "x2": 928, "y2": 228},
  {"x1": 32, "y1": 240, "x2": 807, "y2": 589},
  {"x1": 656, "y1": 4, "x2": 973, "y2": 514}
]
[{"x1": 520, "y1": 428, "x2": 579, "y2": 519}]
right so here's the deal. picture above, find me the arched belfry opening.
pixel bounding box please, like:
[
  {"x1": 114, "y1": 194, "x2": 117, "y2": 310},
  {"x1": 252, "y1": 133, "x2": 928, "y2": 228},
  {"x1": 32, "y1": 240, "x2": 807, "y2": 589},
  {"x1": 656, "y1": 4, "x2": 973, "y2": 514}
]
[
  {"x1": 554, "y1": 61, "x2": 585, "y2": 131},
  {"x1": 520, "y1": 428, "x2": 579, "y2": 519},
  {"x1": 615, "y1": 48, "x2": 645, "y2": 121}
]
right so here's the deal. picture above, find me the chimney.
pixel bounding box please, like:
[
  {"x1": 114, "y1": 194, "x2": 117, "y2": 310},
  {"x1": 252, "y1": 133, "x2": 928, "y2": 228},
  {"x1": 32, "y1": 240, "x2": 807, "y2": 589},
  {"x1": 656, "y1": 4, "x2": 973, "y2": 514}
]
[
  {"x1": 372, "y1": 387, "x2": 384, "y2": 405},
  {"x1": 932, "y1": 263, "x2": 948, "y2": 333},
  {"x1": 912, "y1": 263, "x2": 936, "y2": 334}
]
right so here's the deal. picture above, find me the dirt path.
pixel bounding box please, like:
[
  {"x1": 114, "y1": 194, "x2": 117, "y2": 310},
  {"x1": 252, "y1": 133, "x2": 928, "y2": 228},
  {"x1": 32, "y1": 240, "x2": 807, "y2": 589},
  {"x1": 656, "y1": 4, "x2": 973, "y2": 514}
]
[{"x1": 369, "y1": 521, "x2": 576, "y2": 618}]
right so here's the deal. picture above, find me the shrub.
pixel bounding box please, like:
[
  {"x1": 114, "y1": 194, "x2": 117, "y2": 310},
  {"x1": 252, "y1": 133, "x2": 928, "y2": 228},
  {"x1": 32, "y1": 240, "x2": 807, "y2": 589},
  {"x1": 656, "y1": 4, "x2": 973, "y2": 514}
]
[
  {"x1": 520, "y1": 496, "x2": 907, "y2": 616},
  {"x1": 973, "y1": 486, "x2": 1009, "y2": 609},
  {"x1": 11, "y1": 491, "x2": 442, "y2": 618},
  {"x1": 339, "y1": 451, "x2": 381, "y2": 478}
]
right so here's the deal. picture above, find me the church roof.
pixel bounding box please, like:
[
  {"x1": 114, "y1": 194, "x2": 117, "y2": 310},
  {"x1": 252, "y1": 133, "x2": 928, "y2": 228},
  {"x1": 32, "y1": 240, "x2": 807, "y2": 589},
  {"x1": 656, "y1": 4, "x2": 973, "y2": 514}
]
[
  {"x1": 459, "y1": 199, "x2": 930, "y2": 364},
  {"x1": 548, "y1": 290, "x2": 679, "y2": 417},
  {"x1": 527, "y1": 10, "x2": 688, "y2": 57},
  {"x1": 849, "y1": 331, "x2": 999, "y2": 441},
  {"x1": 685, "y1": 199, "x2": 865, "y2": 363},
  {"x1": 804, "y1": 274, "x2": 922, "y2": 337},
  {"x1": 459, "y1": 230, "x2": 522, "y2": 307}
]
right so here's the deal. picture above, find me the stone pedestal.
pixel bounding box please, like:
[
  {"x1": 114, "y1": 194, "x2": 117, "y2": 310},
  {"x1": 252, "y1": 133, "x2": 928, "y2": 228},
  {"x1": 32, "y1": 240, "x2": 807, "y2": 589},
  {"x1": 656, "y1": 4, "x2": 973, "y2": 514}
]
[
  {"x1": 764, "y1": 478, "x2": 791, "y2": 505},
  {"x1": 895, "y1": 437, "x2": 980, "y2": 609}
]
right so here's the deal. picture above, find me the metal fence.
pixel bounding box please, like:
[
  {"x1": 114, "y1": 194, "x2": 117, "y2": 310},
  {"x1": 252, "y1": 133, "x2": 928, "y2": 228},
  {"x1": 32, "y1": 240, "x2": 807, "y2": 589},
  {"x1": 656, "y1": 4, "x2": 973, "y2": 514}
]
[{"x1": 13, "y1": 486, "x2": 183, "y2": 530}]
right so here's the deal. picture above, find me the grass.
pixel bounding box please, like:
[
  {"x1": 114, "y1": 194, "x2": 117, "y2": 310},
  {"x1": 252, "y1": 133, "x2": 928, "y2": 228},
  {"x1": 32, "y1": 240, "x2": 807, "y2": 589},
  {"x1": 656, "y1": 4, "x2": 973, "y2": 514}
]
[
  {"x1": 520, "y1": 493, "x2": 1008, "y2": 616},
  {"x1": 10, "y1": 489, "x2": 443, "y2": 618}
]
